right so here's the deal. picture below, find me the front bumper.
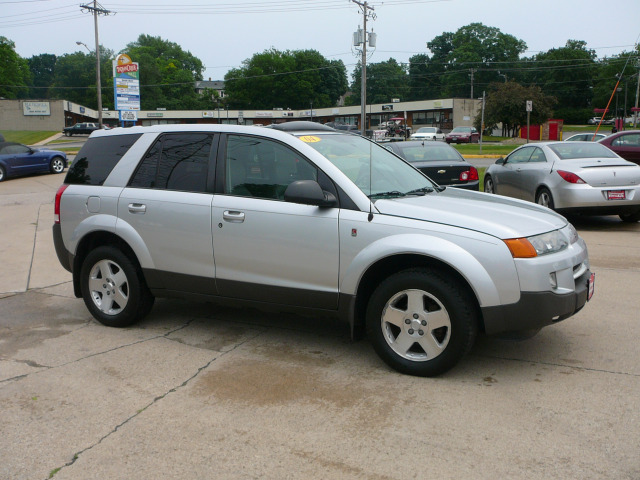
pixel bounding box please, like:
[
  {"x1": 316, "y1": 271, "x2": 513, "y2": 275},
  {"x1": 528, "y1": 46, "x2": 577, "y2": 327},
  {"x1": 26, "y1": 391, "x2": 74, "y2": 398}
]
[{"x1": 481, "y1": 267, "x2": 592, "y2": 335}]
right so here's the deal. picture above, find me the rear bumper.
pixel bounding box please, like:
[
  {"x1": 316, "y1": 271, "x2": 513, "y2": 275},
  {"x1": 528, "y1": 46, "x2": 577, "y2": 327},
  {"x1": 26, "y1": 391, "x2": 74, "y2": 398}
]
[
  {"x1": 52, "y1": 224, "x2": 73, "y2": 272},
  {"x1": 481, "y1": 268, "x2": 592, "y2": 335},
  {"x1": 554, "y1": 183, "x2": 640, "y2": 210}
]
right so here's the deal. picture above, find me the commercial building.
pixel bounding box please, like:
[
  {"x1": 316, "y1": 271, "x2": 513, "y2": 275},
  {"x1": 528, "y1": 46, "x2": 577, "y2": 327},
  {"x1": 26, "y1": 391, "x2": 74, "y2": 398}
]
[{"x1": 0, "y1": 97, "x2": 481, "y2": 132}]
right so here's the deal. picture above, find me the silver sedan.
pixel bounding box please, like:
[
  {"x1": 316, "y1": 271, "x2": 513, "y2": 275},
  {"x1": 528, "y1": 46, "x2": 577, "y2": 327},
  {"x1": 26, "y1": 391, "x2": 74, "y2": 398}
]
[{"x1": 484, "y1": 142, "x2": 640, "y2": 222}]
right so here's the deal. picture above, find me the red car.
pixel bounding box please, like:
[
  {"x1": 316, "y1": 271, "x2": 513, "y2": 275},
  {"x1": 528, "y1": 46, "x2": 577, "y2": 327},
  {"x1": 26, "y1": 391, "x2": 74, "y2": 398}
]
[
  {"x1": 598, "y1": 130, "x2": 640, "y2": 165},
  {"x1": 445, "y1": 126, "x2": 479, "y2": 144}
]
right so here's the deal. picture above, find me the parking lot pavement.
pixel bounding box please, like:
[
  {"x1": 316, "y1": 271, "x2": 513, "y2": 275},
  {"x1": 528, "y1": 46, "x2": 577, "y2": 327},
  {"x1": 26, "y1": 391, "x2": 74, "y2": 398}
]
[{"x1": 1, "y1": 173, "x2": 639, "y2": 480}]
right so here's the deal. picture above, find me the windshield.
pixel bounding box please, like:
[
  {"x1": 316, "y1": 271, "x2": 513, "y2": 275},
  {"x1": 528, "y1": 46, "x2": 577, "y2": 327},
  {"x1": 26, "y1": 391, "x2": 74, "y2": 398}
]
[
  {"x1": 548, "y1": 142, "x2": 619, "y2": 159},
  {"x1": 452, "y1": 127, "x2": 472, "y2": 133},
  {"x1": 298, "y1": 133, "x2": 436, "y2": 199},
  {"x1": 417, "y1": 127, "x2": 436, "y2": 133}
]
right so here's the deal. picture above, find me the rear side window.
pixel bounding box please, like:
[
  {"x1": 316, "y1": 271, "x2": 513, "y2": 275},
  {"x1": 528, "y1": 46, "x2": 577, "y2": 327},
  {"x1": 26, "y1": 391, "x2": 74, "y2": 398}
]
[
  {"x1": 129, "y1": 133, "x2": 213, "y2": 193},
  {"x1": 65, "y1": 134, "x2": 142, "y2": 185}
]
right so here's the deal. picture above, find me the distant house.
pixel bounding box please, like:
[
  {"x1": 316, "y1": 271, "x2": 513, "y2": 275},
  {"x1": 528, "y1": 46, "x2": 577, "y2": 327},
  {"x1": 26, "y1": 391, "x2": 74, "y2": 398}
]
[{"x1": 195, "y1": 79, "x2": 225, "y2": 100}]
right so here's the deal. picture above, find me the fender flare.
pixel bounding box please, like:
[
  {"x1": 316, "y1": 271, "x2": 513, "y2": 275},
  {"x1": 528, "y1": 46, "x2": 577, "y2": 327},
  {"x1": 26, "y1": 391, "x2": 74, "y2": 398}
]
[
  {"x1": 341, "y1": 233, "x2": 505, "y2": 308},
  {"x1": 71, "y1": 215, "x2": 154, "y2": 270}
]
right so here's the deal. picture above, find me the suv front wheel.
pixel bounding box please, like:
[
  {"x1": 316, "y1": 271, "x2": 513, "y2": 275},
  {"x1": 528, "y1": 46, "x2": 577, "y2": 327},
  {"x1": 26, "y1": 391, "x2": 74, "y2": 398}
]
[
  {"x1": 366, "y1": 268, "x2": 477, "y2": 377},
  {"x1": 80, "y1": 246, "x2": 154, "y2": 327}
]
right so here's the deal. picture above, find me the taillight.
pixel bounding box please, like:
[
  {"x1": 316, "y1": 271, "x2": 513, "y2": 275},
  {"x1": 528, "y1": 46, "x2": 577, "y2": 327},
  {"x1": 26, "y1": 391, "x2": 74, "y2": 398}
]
[
  {"x1": 54, "y1": 184, "x2": 69, "y2": 224},
  {"x1": 459, "y1": 167, "x2": 479, "y2": 182},
  {"x1": 557, "y1": 170, "x2": 586, "y2": 184}
]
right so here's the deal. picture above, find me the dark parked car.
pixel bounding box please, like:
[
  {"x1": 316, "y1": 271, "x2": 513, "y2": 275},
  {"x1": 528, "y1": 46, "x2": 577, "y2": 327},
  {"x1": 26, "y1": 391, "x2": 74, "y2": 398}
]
[
  {"x1": 445, "y1": 126, "x2": 479, "y2": 144},
  {"x1": 385, "y1": 140, "x2": 479, "y2": 190},
  {"x1": 0, "y1": 142, "x2": 67, "y2": 182},
  {"x1": 63, "y1": 122, "x2": 100, "y2": 136},
  {"x1": 598, "y1": 130, "x2": 640, "y2": 165}
]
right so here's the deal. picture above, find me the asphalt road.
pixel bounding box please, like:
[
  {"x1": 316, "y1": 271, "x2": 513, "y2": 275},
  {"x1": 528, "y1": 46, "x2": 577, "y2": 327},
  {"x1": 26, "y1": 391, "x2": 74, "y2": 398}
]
[{"x1": 1, "y1": 171, "x2": 639, "y2": 480}]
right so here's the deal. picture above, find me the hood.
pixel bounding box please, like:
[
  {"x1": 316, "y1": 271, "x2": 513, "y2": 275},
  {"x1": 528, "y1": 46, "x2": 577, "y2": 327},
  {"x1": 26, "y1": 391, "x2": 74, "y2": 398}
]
[{"x1": 374, "y1": 188, "x2": 567, "y2": 239}]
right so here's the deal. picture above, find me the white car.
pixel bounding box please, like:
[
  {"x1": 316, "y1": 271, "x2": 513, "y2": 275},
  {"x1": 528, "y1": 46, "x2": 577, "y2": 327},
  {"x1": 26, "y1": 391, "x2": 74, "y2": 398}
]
[
  {"x1": 410, "y1": 126, "x2": 445, "y2": 141},
  {"x1": 564, "y1": 133, "x2": 607, "y2": 142},
  {"x1": 484, "y1": 141, "x2": 640, "y2": 222}
]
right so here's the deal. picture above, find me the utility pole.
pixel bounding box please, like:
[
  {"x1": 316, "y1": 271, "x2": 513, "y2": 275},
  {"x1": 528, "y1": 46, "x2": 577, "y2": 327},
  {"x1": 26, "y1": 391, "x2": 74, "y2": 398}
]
[
  {"x1": 80, "y1": 1, "x2": 112, "y2": 128},
  {"x1": 351, "y1": 0, "x2": 375, "y2": 136},
  {"x1": 469, "y1": 68, "x2": 477, "y2": 99}
]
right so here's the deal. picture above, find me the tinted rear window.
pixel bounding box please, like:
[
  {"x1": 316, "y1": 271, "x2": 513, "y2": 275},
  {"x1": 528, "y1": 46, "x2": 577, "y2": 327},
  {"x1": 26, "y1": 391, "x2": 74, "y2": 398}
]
[
  {"x1": 65, "y1": 134, "x2": 142, "y2": 185},
  {"x1": 548, "y1": 142, "x2": 619, "y2": 160}
]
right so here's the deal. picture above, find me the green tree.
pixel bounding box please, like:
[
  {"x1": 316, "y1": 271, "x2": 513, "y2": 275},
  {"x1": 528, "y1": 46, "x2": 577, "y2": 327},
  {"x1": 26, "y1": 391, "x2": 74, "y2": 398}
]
[
  {"x1": 423, "y1": 23, "x2": 526, "y2": 98},
  {"x1": 50, "y1": 46, "x2": 114, "y2": 109},
  {"x1": 123, "y1": 34, "x2": 207, "y2": 110},
  {"x1": 27, "y1": 53, "x2": 57, "y2": 99},
  {"x1": 224, "y1": 48, "x2": 347, "y2": 109},
  {"x1": 523, "y1": 40, "x2": 596, "y2": 123},
  {"x1": 480, "y1": 81, "x2": 556, "y2": 137},
  {"x1": 0, "y1": 37, "x2": 31, "y2": 99},
  {"x1": 407, "y1": 53, "x2": 444, "y2": 100},
  {"x1": 591, "y1": 47, "x2": 639, "y2": 121},
  {"x1": 347, "y1": 58, "x2": 409, "y2": 106}
]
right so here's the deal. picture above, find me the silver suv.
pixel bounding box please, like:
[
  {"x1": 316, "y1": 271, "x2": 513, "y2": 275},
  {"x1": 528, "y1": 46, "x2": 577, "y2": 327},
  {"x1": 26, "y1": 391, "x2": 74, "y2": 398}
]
[{"x1": 53, "y1": 122, "x2": 594, "y2": 376}]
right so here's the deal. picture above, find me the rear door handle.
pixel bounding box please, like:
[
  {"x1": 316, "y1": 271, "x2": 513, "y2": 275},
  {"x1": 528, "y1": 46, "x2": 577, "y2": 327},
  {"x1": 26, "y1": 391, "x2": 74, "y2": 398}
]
[
  {"x1": 223, "y1": 210, "x2": 245, "y2": 223},
  {"x1": 128, "y1": 203, "x2": 146, "y2": 214}
]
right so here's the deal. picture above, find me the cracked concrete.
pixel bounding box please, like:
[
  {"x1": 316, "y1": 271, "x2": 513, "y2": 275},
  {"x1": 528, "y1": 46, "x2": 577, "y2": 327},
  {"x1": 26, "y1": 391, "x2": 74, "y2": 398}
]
[{"x1": 1, "y1": 172, "x2": 639, "y2": 480}]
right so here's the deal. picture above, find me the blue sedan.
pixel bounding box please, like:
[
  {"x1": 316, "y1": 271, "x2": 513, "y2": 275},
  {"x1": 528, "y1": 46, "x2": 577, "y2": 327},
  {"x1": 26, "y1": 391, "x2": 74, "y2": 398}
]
[{"x1": 0, "y1": 142, "x2": 67, "y2": 182}]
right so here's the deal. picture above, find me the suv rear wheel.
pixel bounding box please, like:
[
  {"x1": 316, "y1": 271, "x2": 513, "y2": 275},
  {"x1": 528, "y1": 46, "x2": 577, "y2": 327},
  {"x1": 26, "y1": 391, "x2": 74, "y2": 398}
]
[
  {"x1": 80, "y1": 246, "x2": 154, "y2": 327},
  {"x1": 366, "y1": 268, "x2": 477, "y2": 377}
]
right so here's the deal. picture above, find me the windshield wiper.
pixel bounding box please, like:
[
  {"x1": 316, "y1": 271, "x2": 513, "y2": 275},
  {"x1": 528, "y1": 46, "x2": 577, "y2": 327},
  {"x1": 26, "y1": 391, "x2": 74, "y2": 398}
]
[
  {"x1": 405, "y1": 187, "x2": 435, "y2": 195},
  {"x1": 369, "y1": 190, "x2": 407, "y2": 199}
]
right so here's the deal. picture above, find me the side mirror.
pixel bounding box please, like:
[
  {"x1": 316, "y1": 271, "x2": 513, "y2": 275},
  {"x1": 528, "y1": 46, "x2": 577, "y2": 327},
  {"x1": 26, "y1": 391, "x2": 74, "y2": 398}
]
[
  {"x1": 284, "y1": 180, "x2": 337, "y2": 207},
  {"x1": 495, "y1": 157, "x2": 505, "y2": 165}
]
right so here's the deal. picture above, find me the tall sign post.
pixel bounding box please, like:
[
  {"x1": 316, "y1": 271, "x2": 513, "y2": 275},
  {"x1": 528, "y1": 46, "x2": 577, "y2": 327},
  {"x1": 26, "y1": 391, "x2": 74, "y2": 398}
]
[
  {"x1": 526, "y1": 100, "x2": 533, "y2": 143},
  {"x1": 113, "y1": 54, "x2": 140, "y2": 126}
]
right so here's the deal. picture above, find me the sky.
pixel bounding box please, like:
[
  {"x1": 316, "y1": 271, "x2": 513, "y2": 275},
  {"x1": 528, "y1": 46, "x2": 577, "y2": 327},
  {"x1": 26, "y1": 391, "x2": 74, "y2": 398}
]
[{"x1": 2, "y1": 0, "x2": 639, "y2": 82}]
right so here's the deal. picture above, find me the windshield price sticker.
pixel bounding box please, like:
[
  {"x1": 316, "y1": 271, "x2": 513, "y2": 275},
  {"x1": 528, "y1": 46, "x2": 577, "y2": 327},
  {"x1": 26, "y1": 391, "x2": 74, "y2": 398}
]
[{"x1": 299, "y1": 136, "x2": 321, "y2": 143}]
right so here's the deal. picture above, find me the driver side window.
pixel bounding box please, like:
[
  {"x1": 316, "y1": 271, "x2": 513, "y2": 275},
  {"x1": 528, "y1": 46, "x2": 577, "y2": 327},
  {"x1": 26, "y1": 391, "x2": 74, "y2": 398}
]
[
  {"x1": 225, "y1": 135, "x2": 317, "y2": 200},
  {"x1": 507, "y1": 148, "x2": 533, "y2": 164}
]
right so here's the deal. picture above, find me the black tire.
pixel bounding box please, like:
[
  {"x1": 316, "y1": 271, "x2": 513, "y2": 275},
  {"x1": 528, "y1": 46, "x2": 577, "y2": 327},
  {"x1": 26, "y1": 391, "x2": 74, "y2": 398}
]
[
  {"x1": 80, "y1": 246, "x2": 154, "y2": 327},
  {"x1": 49, "y1": 156, "x2": 65, "y2": 174},
  {"x1": 620, "y1": 210, "x2": 640, "y2": 223},
  {"x1": 484, "y1": 175, "x2": 494, "y2": 194},
  {"x1": 64, "y1": 131, "x2": 71, "y2": 137},
  {"x1": 536, "y1": 187, "x2": 555, "y2": 209},
  {"x1": 0, "y1": 165, "x2": 5, "y2": 182},
  {"x1": 366, "y1": 268, "x2": 478, "y2": 377}
]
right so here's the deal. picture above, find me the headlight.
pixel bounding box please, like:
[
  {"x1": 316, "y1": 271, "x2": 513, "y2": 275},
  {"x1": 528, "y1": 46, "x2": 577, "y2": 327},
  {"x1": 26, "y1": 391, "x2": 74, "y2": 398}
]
[
  {"x1": 563, "y1": 224, "x2": 579, "y2": 244},
  {"x1": 504, "y1": 230, "x2": 568, "y2": 258}
]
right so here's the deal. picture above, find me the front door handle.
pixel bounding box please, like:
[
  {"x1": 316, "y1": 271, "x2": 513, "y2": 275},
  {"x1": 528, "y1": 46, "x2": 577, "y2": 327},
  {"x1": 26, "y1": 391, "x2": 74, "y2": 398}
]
[
  {"x1": 223, "y1": 210, "x2": 245, "y2": 223},
  {"x1": 128, "y1": 203, "x2": 146, "y2": 214}
]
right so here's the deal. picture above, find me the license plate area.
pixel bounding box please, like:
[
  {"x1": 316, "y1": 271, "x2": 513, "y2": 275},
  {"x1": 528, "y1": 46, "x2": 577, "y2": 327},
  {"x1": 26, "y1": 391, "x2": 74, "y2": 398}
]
[{"x1": 607, "y1": 190, "x2": 626, "y2": 200}]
